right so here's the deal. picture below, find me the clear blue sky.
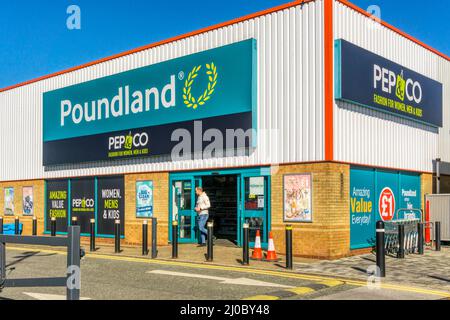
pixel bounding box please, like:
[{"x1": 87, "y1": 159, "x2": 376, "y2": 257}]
[{"x1": 0, "y1": 0, "x2": 449, "y2": 89}]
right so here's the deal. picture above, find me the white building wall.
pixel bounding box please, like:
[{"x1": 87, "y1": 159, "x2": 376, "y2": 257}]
[
  {"x1": 333, "y1": 0, "x2": 450, "y2": 173},
  {"x1": 0, "y1": 1, "x2": 325, "y2": 182}
]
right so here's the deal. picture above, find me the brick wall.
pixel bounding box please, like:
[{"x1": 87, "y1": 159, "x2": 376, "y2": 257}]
[
  {"x1": 124, "y1": 172, "x2": 169, "y2": 246},
  {"x1": 0, "y1": 180, "x2": 45, "y2": 235},
  {"x1": 270, "y1": 162, "x2": 351, "y2": 259},
  {"x1": 1, "y1": 164, "x2": 428, "y2": 259}
]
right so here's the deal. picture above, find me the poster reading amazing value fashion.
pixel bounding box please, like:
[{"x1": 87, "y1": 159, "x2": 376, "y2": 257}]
[{"x1": 46, "y1": 180, "x2": 69, "y2": 233}]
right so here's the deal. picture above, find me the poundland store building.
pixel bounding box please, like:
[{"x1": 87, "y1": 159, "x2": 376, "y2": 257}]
[{"x1": 0, "y1": 0, "x2": 449, "y2": 259}]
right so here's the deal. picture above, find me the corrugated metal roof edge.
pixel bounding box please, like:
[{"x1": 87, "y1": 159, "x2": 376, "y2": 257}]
[{"x1": 0, "y1": 0, "x2": 448, "y2": 94}]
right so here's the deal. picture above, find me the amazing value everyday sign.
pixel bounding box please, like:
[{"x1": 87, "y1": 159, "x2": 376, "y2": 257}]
[
  {"x1": 43, "y1": 39, "x2": 257, "y2": 166},
  {"x1": 335, "y1": 39, "x2": 443, "y2": 127},
  {"x1": 350, "y1": 167, "x2": 421, "y2": 250}
]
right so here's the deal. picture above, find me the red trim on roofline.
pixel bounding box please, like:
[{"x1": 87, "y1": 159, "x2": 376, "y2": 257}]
[
  {"x1": 337, "y1": 0, "x2": 450, "y2": 62},
  {"x1": 0, "y1": 0, "x2": 313, "y2": 93},
  {"x1": 0, "y1": 0, "x2": 448, "y2": 94}
]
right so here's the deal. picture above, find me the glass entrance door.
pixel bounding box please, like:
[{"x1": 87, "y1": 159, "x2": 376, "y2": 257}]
[
  {"x1": 170, "y1": 167, "x2": 270, "y2": 246},
  {"x1": 172, "y1": 179, "x2": 196, "y2": 243},
  {"x1": 238, "y1": 175, "x2": 269, "y2": 247}
]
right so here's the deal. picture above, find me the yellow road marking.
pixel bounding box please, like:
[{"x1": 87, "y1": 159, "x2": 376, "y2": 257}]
[
  {"x1": 7, "y1": 246, "x2": 450, "y2": 298},
  {"x1": 318, "y1": 280, "x2": 345, "y2": 287},
  {"x1": 243, "y1": 295, "x2": 279, "y2": 300},
  {"x1": 286, "y1": 287, "x2": 316, "y2": 295}
]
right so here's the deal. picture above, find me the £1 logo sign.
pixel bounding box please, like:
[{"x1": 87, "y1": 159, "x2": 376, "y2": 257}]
[{"x1": 379, "y1": 187, "x2": 396, "y2": 221}]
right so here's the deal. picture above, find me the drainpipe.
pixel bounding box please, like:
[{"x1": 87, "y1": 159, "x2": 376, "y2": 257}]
[{"x1": 436, "y1": 158, "x2": 441, "y2": 194}]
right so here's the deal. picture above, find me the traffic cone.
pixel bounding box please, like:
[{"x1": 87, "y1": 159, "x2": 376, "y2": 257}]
[
  {"x1": 264, "y1": 231, "x2": 280, "y2": 262},
  {"x1": 251, "y1": 230, "x2": 263, "y2": 260}
]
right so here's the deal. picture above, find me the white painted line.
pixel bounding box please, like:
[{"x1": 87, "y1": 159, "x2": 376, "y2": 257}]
[
  {"x1": 147, "y1": 270, "x2": 294, "y2": 288},
  {"x1": 23, "y1": 292, "x2": 91, "y2": 300}
]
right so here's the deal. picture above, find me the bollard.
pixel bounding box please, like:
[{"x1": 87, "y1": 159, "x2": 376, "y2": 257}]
[
  {"x1": 376, "y1": 221, "x2": 386, "y2": 277},
  {"x1": 172, "y1": 220, "x2": 178, "y2": 259},
  {"x1": 71, "y1": 216, "x2": 78, "y2": 226},
  {"x1": 242, "y1": 223, "x2": 249, "y2": 265},
  {"x1": 425, "y1": 200, "x2": 431, "y2": 243},
  {"x1": 90, "y1": 219, "x2": 96, "y2": 252},
  {"x1": 417, "y1": 222, "x2": 424, "y2": 255},
  {"x1": 206, "y1": 222, "x2": 214, "y2": 262},
  {"x1": 0, "y1": 216, "x2": 3, "y2": 234},
  {"x1": 435, "y1": 221, "x2": 441, "y2": 252},
  {"x1": 114, "y1": 220, "x2": 121, "y2": 253},
  {"x1": 151, "y1": 218, "x2": 158, "y2": 259},
  {"x1": 51, "y1": 217, "x2": 57, "y2": 237},
  {"x1": 14, "y1": 216, "x2": 20, "y2": 235},
  {"x1": 32, "y1": 216, "x2": 37, "y2": 236},
  {"x1": 142, "y1": 220, "x2": 149, "y2": 256},
  {"x1": 398, "y1": 224, "x2": 405, "y2": 259},
  {"x1": 285, "y1": 225, "x2": 293, "y2": 270}
]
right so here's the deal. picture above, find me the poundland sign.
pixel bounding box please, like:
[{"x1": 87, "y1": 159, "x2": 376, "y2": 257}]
[
  {"x1": 43, "y1": 39, "x2": 257, "y2": 166},
  {"x1": 335, "y1": 39, "x2": 443, "y2": 127}
]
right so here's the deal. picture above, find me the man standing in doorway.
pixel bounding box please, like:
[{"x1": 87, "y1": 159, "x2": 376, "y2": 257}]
[{"x1": 195, "y1": 187, "x2": 211, "y2": 247}]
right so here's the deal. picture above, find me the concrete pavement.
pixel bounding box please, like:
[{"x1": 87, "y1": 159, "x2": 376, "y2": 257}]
[
  {"x1": 295, "y1": 246, "x2": 450, "y2": 292},
  {"x1": 1, "y1": 244, "x2": 449, "y2": 300}
]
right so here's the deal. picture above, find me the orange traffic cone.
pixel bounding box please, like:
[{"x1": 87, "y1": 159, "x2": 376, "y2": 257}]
[
  {"x1": 251, "y1": 230, "x2": 263, "y2": 260},
  {"x1": 264, "y1": 231, "x2": 280, "y2": 262}
]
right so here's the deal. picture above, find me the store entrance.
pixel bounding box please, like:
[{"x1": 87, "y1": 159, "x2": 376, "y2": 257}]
[
  {"x1": 201, "y1": 175, "x2": 238, "y2": 245},
  {"x1": 170, "y1": 168, "x2": 271, "y2": 248}
]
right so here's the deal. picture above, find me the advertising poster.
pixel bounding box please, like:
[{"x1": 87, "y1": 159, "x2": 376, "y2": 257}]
[
  {"x1": 97, "y1": 176, "x2": 125, "y2": 236},
  {"x1": 136, "y1": 181, "x2": 153, "y2": 218},
  {"x1": 283, "y1": 174, "x2": 312, "y2": 223},
  {"x1": 376, "y1": 170, "x2": 400, "y2": 223},
  {"x1": 350, "y1": 168, "x2": 421, "y2": 249},
  {"x1": 22, "y1": 186, "x2": 34, "y2": 216},
  {"x1": 46, "y1": 180, "x2": 69, "y2": 233},
  {"x1": 70, "y1": 178, "x2": 96, "y2": 234},
  {"x1": 398, "y1": 173, "x2": 421, "y2": 220},
  {"x1": 4, "y1": 187, "x2": 14, "y2": 216},
  {"x1": 350, "y1": 168, "x2": 375, "y2": 249}
]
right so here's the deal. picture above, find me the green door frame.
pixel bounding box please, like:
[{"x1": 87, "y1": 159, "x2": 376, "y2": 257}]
[
  {"x1": 238, "y1": 173, "x2": 271, "y2": 248},
  {"x1": 169, "y1": 166, "x2": 271, "y2": 247}
]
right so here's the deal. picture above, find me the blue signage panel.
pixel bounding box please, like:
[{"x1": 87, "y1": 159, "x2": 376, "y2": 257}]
[
  {"x1": 335, "y1": 39, "x2": 443, "y2": 127},
  {"x1": 398, "y1": 173, "x2": 421, "y2": 220},
  {"x1": 350, "y1": 167, "x2": 421, "y2": 249},
  {"x1": 376, "y1": 170, "x2": 400, "y2": 222},
  {"x1": 44, "y1": 39, "x2": 257, "y2": 142},
  {"x1": 350, "y1": 167, "x2": 376, "y2": 250}
]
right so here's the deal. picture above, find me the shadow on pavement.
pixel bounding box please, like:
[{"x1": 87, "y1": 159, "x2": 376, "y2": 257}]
[
  {"x1": 351, "y1": 266, "x2": 368, "y2": 274},
  {"x1": 7, "y1": 251, "x2": 57, "y2": 268},
  {"x1": 428, "y1": 275, "x2": 450, "y2": 283},
  {"x1": 361, "y1": 256, "x2": 376, "y2": 263}
]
